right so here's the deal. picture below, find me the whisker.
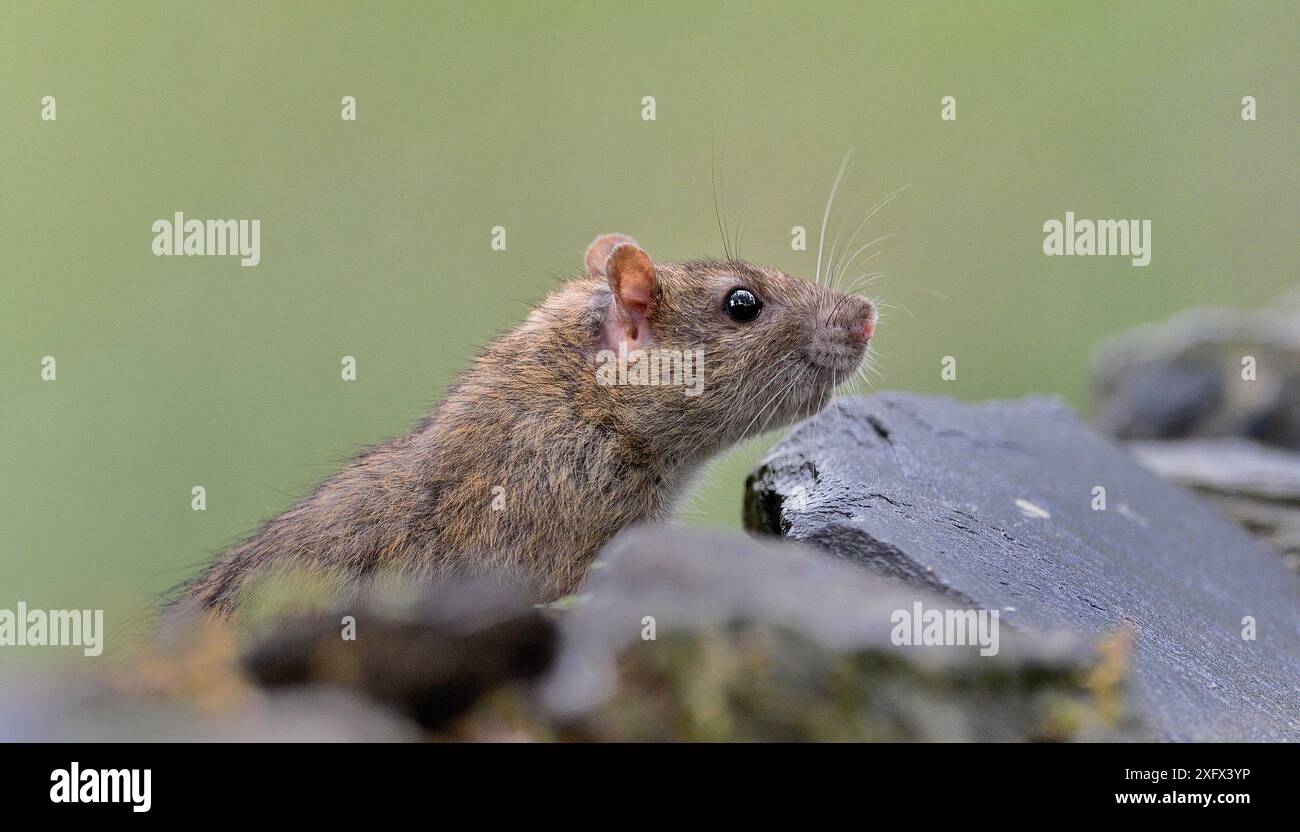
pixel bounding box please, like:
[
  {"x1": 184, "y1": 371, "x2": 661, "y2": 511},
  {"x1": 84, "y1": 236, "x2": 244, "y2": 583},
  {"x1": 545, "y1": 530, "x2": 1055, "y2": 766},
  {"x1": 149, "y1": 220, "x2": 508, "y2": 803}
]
[
  {"x1": 844, "y1": 271, "x2": 887, "y2": 294},
  {"x1": 759, "y1": 364, "x2": 808, "y2": 436},
  {"x1": 874, "y1": 298, "x2": 915, "y2": 320},
  {"x1": 815, "y1": 152, "x2": 852, "y2": 286},
  {"x1": 711, "y1": 120, "x2": 732, "y2": 261},
  {"x1": 733, "y1": 196, "x2": 753, "y2": 261},
  {"x1": 742, "y1": 366, "x2": 804, "y2": 440},
  {"x1": 731, "y1": 350, "x2": 797, "y2": 435},
  {"x1": 832, "y1": 184, "x2": 910, "y2": 289},
  {"x1": 823, "y1": 292, "x2": 855, "y2": 327},
  {"x1": 834, "y1": 236, "x2": 894, "y2": 290},
  {"x1": 853, "y1": 274, "x2": 950, "y2": 308},
  {"x1": 906, "y1": 284, "x2": 950, "y2": 300},
  {"x1": 824, "y1": 182, "x2": 871, "y2": 293}
]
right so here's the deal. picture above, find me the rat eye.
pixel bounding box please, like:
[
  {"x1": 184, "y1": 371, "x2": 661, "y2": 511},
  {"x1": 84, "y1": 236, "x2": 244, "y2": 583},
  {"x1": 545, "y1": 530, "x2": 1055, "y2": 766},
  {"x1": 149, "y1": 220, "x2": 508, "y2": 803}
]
[{"x1": 724, "y1": 288, "x2": 762, "y2": 322}]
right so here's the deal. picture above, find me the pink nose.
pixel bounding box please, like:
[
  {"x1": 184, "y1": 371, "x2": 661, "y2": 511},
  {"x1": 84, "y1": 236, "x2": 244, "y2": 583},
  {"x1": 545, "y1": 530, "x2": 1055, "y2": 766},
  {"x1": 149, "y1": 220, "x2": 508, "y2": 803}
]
[{"x1": 862, "y1": 317, "x2": 875, "y2": 341}]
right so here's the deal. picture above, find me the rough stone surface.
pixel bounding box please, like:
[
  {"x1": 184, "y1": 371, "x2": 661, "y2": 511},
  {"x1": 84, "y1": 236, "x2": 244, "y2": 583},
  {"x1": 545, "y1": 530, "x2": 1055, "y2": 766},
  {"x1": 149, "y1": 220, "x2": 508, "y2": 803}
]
[
  {"x1": 242, "y1": 578, "x2": 557, "y2": 730},
  {"x1": 0, "y1": 674, "x2": 420, "y2": 742},
  {"x1": 1091, "y1": 303, "x2": 1300, "y2": 450},
  {"x1": 3, "y1": 529, "x2": 1141, "y2": 742},
  {"x1": 0, "y1": 580, "x2": 554, "y2": 741},
  {"x1": 535, "y1": 527, "x2": 1140, "y2": 741},
  {"x1": 1129, "y1": 438, "x2": 1300, "y2": 572},
  {"x1": 745, "y1": 393, "x2": 1300, "y2": 741},
  {"x1": 1129, "y1": 438, "x2": 1300, "y2": 502}
]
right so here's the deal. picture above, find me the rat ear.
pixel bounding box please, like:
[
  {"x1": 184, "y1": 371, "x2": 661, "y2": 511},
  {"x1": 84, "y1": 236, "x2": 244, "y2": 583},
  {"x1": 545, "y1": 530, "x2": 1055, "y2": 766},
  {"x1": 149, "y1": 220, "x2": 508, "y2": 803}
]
[
  {"x1": 585, "y1": 233, "x2": 640, "y2": 275},
  {"x1": 598, "y1": 241, "x2": 657, "y2": 349},
  {"x1": 605, "y1": 242, "x2": 657, "y2": 322}
]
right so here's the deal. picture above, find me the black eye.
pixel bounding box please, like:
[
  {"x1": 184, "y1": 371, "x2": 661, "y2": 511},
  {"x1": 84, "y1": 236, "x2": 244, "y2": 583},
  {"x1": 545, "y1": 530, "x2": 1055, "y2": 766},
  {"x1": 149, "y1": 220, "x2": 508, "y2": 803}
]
[{"x1": 725, "y1": 288, "x2": 762, "y2": 322}]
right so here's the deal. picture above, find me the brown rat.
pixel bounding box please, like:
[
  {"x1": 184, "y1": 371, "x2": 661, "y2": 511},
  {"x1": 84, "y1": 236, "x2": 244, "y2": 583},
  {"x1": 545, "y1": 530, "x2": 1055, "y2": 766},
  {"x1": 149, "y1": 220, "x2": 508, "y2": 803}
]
[{"x1": 176, "y1": 234, "x2": 876, "y2": 617}]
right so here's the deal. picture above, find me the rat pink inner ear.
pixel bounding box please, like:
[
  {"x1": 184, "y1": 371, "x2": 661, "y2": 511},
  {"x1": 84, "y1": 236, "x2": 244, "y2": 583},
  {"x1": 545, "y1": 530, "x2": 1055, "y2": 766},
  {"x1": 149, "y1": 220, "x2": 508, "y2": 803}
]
[
  {"x1": 606, "y1": 242, "x2": 657, "y2": 319},
  {"x1": 585, "y1": 233, "x2": 640, "y2": 276},
  {"x1": 602, "y1": 242, "x2": 657, "y2": 349}
]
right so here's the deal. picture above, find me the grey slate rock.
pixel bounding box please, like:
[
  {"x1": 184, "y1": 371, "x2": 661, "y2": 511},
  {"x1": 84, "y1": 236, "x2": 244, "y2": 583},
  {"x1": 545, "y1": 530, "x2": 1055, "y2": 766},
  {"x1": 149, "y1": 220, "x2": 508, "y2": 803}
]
[
  {"x1": 0, "y1": 673, "x2": 421, "y2": 742},
  {"x1": 1128, "y1": 438, "x2": 1300, "y2": 572},
  {"x1": 1091, "y1": 303, "x2": 1300, "y2": 450},
  {"x1": 1128, "y1": 438, "x2": 1300, "y2": 502},
  {"x1": 744, "y1": 393, "x2": 1300, "y2": 741},
  {"x1": 540, "y1": 527, "x2": 1140, "y2": 741},
  {"x1": 242, "y1": 578, "x2": 557, "y2": 730}
]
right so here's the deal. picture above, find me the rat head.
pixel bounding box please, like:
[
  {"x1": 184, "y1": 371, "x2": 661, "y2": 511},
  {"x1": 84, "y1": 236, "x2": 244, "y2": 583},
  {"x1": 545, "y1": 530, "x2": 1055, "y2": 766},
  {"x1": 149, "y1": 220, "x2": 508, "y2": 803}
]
[{"x1": 585, "y1": 233, "x2": 876, "y2": 454}]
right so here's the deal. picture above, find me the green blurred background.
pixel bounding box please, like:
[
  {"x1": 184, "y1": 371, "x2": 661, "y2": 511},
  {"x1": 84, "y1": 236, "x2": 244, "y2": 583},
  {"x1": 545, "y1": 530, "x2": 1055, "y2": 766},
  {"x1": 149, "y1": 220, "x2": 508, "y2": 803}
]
[{"x1": 2, "y1": 1, "x2": 1296, "y2": 654}]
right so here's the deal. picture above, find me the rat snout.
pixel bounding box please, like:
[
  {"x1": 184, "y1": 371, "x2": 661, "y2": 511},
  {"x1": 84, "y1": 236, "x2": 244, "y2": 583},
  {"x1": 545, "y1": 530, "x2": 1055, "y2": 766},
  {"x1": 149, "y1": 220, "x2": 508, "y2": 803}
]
[
  {"x1": 803, "y1": 294, "x2": 876, "y2": 372},
  {"x1": 848, "y1": 298, "x2": 877, "y2": 344}
]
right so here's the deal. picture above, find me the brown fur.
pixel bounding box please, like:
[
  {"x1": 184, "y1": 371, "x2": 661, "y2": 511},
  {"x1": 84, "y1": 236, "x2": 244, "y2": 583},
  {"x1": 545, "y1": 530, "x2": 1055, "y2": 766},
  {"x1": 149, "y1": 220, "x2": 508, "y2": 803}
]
[{"x1": 178, "y1": 240, "x2": 875, "y2": 616}]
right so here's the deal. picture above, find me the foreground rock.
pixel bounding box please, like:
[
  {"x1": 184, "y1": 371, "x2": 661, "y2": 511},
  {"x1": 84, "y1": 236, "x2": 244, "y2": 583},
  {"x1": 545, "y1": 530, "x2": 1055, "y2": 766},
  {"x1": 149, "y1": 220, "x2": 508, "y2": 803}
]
[
  {"x1": 0, "y1": 580, "x2": 554, "y2": 741},
  {"x1": 0, "y1": 621, "x2": 421, "y2": 741},
  {"x1": 230, "y1": 533, "x2": 1141, "y2": 740},
  {"x1": 745, "y1": 393, "x2": 1300, "y2": 741},
  {"x1": 8, "y1": 529, "x2": 1133, "y2": 742},
  {"x1": 533, "y1": 528, "x2": 1140, "y2": 741},
  {"x1": 242, "y1": 579, "x2": 557, "y2": 730},
  {"x1": 0, "y1": 679, "x2": 420, "y2": 742}
]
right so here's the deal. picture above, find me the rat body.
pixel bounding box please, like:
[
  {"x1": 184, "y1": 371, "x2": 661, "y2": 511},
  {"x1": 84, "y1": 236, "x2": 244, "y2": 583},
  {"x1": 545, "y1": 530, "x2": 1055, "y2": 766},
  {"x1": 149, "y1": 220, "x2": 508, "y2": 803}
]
[{"x1": 179, "y1": 235, "x2": 876, "y2": 616}]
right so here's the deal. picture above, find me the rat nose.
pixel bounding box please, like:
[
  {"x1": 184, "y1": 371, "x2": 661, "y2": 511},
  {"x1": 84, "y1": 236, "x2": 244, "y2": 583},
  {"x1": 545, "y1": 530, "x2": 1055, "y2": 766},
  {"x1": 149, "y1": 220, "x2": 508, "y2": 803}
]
[{"x1": 849, "y1": 301, "x2": 876, "y2": 344}]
